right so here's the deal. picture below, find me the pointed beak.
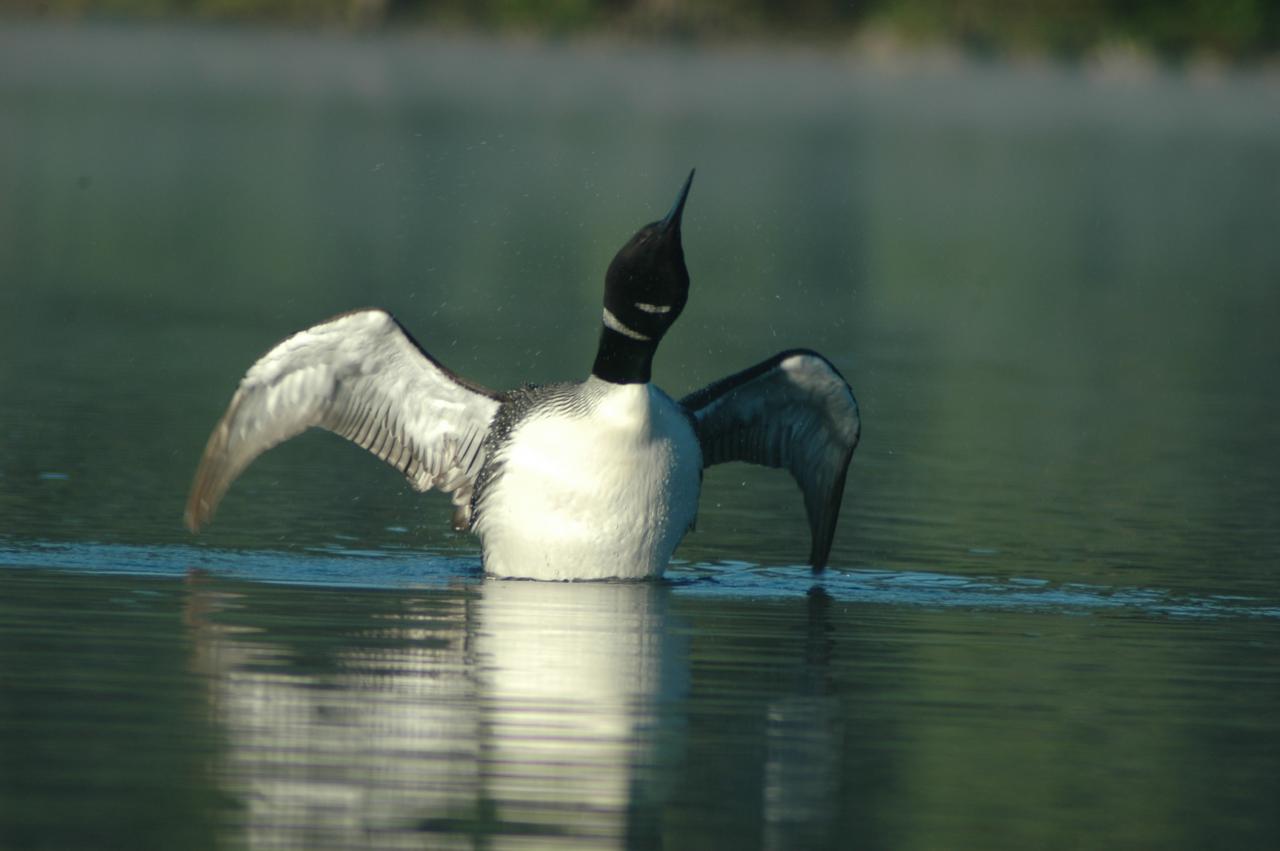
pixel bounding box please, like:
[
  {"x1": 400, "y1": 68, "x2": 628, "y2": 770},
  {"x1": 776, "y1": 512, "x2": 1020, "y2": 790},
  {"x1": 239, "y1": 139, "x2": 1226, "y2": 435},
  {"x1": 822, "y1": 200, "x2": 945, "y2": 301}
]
[{"x1": 660, "y1": 168, "x2": 695, "y2": 235}]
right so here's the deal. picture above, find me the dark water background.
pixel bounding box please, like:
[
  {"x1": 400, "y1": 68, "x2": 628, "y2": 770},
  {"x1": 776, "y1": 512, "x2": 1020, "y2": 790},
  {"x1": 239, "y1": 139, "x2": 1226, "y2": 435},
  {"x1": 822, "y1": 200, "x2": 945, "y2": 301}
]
[{"x1": 2, "y1": 21, "x2": 1279, "y2": 850}]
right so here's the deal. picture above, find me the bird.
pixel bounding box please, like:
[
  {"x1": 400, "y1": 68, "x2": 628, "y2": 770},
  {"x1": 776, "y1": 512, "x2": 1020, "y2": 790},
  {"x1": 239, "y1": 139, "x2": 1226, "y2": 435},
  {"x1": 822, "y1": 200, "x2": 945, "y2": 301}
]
[{"x1": 184, "y1": 171, "x2": 861, "y2": 581}]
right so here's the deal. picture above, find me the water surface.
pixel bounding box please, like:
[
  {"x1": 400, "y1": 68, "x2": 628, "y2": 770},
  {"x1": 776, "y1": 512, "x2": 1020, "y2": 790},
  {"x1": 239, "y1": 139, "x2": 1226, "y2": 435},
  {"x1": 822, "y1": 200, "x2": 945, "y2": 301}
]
[{"x1": 2, "y1": 21, "x2": 1279, "y2": 850}]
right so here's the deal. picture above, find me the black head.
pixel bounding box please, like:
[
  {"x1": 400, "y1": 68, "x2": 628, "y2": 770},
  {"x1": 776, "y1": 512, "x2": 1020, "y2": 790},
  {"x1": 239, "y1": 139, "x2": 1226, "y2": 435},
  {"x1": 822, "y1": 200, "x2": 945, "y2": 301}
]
[
  {"x1": 592, "y1": 170, "x2": 694, "y2": 384},
  {"x1": 601, "y1": 169, "x2": 694, "y2": 346}
]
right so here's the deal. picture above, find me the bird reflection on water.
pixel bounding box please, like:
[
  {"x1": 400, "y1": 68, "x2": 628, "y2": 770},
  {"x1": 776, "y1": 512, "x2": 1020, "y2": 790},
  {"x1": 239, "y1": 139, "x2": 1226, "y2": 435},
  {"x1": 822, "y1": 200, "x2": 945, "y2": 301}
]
[
  {"x1": 180, "y1": 571, "x2": 847, "y2": 849},
  {"x1": 184, "y1": 575, "x2": 680, "y2": 847}
]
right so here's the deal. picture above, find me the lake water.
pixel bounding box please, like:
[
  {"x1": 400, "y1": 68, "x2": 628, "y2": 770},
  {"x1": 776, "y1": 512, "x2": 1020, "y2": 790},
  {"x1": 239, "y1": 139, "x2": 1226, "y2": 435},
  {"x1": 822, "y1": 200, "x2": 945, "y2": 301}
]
[{"x1": 2, "y1": 21, "x2": 1280, "y2": 850}]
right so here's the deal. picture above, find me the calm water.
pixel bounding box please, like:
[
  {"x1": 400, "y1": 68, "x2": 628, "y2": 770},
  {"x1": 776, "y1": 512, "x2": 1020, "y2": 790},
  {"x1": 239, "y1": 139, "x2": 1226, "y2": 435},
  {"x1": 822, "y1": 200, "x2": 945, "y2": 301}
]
[{"x1": 3, "y1": 21, "x2": 1280, "y2": 850}]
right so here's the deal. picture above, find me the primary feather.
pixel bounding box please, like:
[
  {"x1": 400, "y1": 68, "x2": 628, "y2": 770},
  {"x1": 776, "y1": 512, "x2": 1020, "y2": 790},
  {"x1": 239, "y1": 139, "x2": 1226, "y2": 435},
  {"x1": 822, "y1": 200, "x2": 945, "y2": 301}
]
[
  {"x1": 185, "y1": 309, "x2": 500, "y2": 532},
  {"x1": 681, "y1": 349, "x2": 860, "y2": 571}
]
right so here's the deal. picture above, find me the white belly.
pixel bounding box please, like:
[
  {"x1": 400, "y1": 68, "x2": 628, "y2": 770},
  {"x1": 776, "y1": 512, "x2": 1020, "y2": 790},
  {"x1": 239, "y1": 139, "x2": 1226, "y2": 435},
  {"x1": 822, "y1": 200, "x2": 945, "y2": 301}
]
[{"x1": 475, "y1": 383, "x2": 702, "y2": 581}]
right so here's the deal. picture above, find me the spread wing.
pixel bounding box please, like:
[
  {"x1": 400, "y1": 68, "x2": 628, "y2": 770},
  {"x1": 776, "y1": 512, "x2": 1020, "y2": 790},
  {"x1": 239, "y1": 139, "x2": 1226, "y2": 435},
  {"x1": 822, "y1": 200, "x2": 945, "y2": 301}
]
[
  {"x1": 185, "y1": 309, "x2": 501, "y2": 533},
  {"x1": 680, "y1": 349, "x2": 860, "y2": 572}
]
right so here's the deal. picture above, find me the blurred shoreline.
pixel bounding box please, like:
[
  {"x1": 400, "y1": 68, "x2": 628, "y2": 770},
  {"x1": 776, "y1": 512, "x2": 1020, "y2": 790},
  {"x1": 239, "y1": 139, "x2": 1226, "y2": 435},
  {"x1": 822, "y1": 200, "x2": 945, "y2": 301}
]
[
  {"x1": 4, "y1": 1, "x2": 1280, "y2": 75},
  {"x1": 2, "y1": 15, "x2": 1279, "y2": 94}
]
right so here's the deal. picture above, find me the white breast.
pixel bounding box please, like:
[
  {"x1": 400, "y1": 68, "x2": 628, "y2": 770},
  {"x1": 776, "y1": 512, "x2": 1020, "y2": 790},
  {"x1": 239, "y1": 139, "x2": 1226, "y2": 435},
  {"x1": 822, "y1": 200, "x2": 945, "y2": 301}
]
[{"x1": 475, "y1": 381, "x2": 702, "y2": 580}]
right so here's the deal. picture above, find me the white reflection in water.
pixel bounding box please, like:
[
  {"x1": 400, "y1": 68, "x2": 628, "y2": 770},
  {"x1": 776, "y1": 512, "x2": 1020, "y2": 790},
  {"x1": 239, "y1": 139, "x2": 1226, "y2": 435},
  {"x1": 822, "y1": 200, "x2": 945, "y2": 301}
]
[
  {"x1": 763, "y1": 696, "x2": 842, "y2": 851},
  {"x1": 187, "y1": 584, "x2": 481, "y2": 849},
  {"x1": 476, "y1": 581, "x2": 682, "y2": 848},
  {"x1": 185, "y1": 578, "x2": 683, "y2": 849}
]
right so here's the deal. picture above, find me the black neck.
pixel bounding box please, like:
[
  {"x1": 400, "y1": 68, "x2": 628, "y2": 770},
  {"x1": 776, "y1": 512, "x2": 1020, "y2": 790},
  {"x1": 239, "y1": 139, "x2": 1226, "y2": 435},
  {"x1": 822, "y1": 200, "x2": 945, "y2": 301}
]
[{"x1": 591, "y1": 326, "x2": 657, "y2": 384}]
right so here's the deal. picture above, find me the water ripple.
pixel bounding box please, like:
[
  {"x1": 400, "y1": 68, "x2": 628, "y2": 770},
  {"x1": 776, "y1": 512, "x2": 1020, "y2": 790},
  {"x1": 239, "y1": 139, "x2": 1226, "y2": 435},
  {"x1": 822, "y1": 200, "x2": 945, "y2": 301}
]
[{"x1": 1, "y1": 539, "x2": 1276, "y2": 621}]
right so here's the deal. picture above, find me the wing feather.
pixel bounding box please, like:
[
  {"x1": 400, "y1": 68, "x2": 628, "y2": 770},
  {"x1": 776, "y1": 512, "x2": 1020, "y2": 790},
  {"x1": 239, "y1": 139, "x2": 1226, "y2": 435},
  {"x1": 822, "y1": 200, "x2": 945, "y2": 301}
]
[
  {"x1": 185, "y1": 309, "x2": 501, "y2": 532},
  {"x1": 680, "y1": 349, "x2": 860, "y2": 571}
]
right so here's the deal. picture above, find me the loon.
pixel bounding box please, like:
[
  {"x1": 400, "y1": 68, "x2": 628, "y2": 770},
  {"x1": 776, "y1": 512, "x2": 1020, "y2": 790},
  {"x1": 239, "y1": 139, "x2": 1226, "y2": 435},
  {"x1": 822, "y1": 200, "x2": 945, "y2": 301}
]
[{"x1": 185, "y1": 171, "x2": 861, "y2": 581}]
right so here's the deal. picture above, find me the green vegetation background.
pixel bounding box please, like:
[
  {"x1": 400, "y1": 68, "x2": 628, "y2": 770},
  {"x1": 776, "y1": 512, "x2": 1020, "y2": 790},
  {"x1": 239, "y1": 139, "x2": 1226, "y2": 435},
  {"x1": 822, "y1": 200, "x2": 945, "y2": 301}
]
[{"x1": 12, "y1": 0, "x2": 1280, "y2": 62}]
